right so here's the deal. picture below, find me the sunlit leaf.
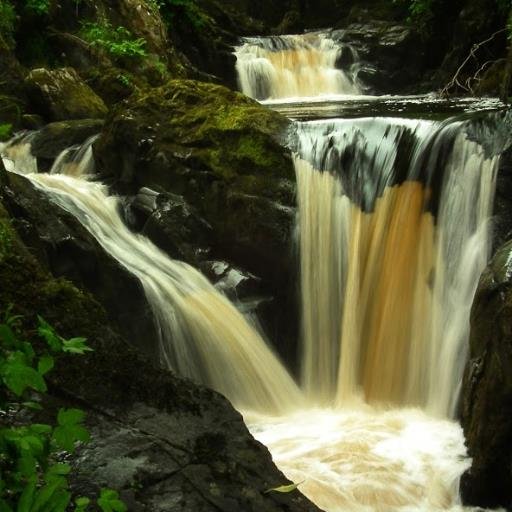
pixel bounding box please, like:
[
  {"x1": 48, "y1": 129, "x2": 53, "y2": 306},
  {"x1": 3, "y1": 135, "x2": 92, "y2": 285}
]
[
  {"x1": 264, "y1": 481, "x2": 305, "y2": 494},
  {"x1": 97, "y1": 489, "x2": 127, "y2": 512},
  {"x1": 61, "y1": 338, "x2": 92, "y2": 355}
]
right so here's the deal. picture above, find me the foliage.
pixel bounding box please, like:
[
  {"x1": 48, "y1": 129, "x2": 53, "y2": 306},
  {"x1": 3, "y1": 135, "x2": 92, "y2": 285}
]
[
  {"x1": 23, "y1": 0, "x2": 50, "y2": 16},
  {"x1": 0, "y1": 123, "x2": 12, "y2": 141},
  {"x1": 497, "y1": 0, "x2": 512, "y2": 13},
  {"x1": 80, "y1": 21, "x2": 147, "y2": 59},
  {"x1": 116, "y1": 73, "x2": 131, "y2": 88},
  {"x1": 0, "y1": 0, "x2": 16, "y2": 44},
  {"x1": 0, "y1": 311, "x2": 126, "y2": 512},
  {"x1": 264, "y1": 481, "x2": 304, "y2": 494},
  {"x1": 153, "y1": 0, "x2": 212, "y2": 30}
]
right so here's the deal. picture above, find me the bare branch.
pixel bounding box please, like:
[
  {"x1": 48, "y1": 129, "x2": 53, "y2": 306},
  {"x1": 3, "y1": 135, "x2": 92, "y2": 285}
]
[{"x1": 440, "y1": 28, "x2": 507, "y2": 97}]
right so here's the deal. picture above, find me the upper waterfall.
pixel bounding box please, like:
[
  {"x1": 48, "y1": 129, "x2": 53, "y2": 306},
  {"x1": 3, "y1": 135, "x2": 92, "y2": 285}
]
[{"x1": 235, "y1": 31, "x2": 361, "y2": 100}]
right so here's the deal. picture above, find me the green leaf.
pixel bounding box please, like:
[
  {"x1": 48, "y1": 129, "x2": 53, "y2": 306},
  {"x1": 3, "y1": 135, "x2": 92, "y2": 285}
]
[
  {"x1": 37, "y1": 316, "x2": 62, "y2": 352},
  {"x1": 30, "y1": 423, "x2": 52, "y2": 434},
  {"x1": 31, "y1": 478, "x2": 67, "y2": 512},
  {"x1": 16, "y1": 477, "x2": 36, "y2": 512},
  {"x1": 97, "y1": 489, "x2": 126, "y2": 512},
  {"x1": 52, "y1": 408, "x2": 89, "y2": 452},
  {"x1": 46, "y1": 489, "x2": 71, "y2": 512},
  {"x1": 0, "y1": 323, "x2": 17, "y2": 348},
  {"x1": 1, "y1": 355, "x2": 47, "y2": 396},
  {"x1": 20, "y1": 342, "x2": 35, "y2": 361},
  {"x1": 61, "y1": 337, "x2": 92, "y2": 355},
  {"x1": 52, "y1": 424, "x2": 89, "y2": 452},
  {"x1": 264, "y1": 481, "x2": 305, "y2": 494},
  {"x1": 74, "y1": 497, "x2": 90, "y2": 512},
  {"x1": 0, "y1": 499, "x2": 14, "y2": 512},
  {"x1": 37, "y1": 355, "x2": 54, "y2": 376},
  {"x1": 46, "y1": 463, "x2": 71, "y2": 477},
  {"x1": 21, "y1": 434, "x2": 44, "y2": 454},
  {"x1": 57, "y1": 408, "x2": 86, "y2": 426},
  {"x1": 16, "y1": 452, "x2": 37, "y2": 478},
  {"x1": 22, "y1": 401, "x2": 43, "y2": 411}
]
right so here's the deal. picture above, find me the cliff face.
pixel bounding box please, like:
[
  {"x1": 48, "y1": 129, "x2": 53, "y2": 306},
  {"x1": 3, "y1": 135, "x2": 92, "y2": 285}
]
[{"x1": 460, "y1": 239, "x2": 512, "y2": 508}]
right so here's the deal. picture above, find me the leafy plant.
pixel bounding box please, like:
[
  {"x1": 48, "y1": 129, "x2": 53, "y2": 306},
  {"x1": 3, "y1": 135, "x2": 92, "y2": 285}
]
[
  {"x1": 80, "y1": 21, "x2": 147, "y2": 59},
  {"x1": 0, "y1": 311, "x2": 126, "y2": 512},
  {"x1": 23, "y1": 0, "x2": 50, "y2": 16}
]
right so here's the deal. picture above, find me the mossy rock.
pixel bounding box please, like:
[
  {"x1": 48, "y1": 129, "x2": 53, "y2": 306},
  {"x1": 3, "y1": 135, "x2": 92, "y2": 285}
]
[
  {"x1": 95, "y1": 79, "x2": 295, "y2": 284},
  {"x1": 25, "y1": 67, "x2": 108, "y2": 121}
]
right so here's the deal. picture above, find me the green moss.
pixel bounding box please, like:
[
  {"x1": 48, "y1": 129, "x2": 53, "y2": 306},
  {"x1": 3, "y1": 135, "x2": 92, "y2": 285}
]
[{"x1": 0, "y1": 218, "x2": 13, "y2": 258}]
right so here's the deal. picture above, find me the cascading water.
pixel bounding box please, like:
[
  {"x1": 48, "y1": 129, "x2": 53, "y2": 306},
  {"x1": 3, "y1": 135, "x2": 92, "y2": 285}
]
[
  {"x1": 0, "y1": 136, "x2": 302, "y2": 414},
  {"x1": 294, "y1": 117, "x2": 498, "y2": 415},
  {"x1": 235, "y1": 31, "x2": 362, "y2": 100},
  {"x1": 0, "y1": 28, "x2": 505, "y2": 511}
]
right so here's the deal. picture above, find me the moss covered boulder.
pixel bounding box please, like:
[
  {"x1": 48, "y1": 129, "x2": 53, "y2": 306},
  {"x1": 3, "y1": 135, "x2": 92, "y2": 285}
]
[
  {"x1": 460, "y1": 239, "x2": 512, "y2": 508},
  {"x1": 25, "y1": 67, "x2": 108, "y2": 121},
  {"x1": 95, "y1": 79, "x2": 295, "y2": 286}
]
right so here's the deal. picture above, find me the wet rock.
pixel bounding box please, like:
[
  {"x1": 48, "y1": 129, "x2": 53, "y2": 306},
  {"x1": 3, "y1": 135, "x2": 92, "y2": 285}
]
[
  {"x1": 69, "y1": 401, "x2": 322, "y2": 512},
  {"x1": 95, "y1": 79, "x2": 294, "y2": 277},
  {"x1": 460, "y1": 239, "x2": 512, "y2": 508},
  {"x1": 200, "y1": 260, "x2": 261, "y2": 300},
  {"x1": 25, "y1": 67, "x2": 108, "y2": 121},
  {"x1": 130, "y1": 188, "x2": 214, "y2": 265},
  {"x1": 331, "y1": 23, "x2": 425, "y2": 94},
  {"x1": 30, "y1": 119, "x2": 104, "y2": 169},
  {"x1": 491, "y1": 146, "x2": 512, "y2": 252}
]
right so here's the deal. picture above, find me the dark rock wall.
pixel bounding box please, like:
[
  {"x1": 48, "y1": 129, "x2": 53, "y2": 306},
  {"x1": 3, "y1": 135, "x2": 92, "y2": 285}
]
[{"x1": 460, "y1": 239, "x2": 512, "y2": 509}]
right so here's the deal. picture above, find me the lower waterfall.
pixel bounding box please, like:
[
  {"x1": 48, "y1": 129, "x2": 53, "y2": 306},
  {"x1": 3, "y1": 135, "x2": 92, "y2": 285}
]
[{"x1": 0, "y1": 110, "x2": 502, "y2": 511}]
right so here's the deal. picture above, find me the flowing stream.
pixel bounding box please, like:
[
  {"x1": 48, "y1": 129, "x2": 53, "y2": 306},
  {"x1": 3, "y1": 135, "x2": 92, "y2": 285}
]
[{"x1": 1, "y1": 30, "x2": 507, "y2": 512}]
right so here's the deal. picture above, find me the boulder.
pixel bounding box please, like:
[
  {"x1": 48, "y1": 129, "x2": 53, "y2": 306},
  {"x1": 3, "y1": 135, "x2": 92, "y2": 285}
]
[
  {"x1": 331, "y1": 22, "x2": 426, "y2": 94},
  {"x1": 128, "y1": 187, "x2": 214, "y2": 265},
  {"x1": 460, "y1": 239, "x2": 512, "y2": 508},
  {"x1": 30, "y1": 119, "x2": 104, "y2": 170},
  {"x1": 95, "y1": 79, "x2": 294, "y2": 288},
  {"x1": 25, "y1": 67, "x2": 108, "y2": 121}
]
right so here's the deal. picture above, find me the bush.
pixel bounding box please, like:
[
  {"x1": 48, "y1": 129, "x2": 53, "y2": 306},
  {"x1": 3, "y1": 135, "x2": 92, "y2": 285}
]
[
  {"x1": 80, "y1": 21, "x2": 147, "y2": 59},
  {"x1": 0, "y1": 311, "x2": 126, "y2": 512}
]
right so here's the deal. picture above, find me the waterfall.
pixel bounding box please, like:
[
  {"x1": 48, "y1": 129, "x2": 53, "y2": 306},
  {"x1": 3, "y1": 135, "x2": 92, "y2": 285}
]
[
  {"x1": 0, "y1": 136, "x2": 302, "y2": 414},
  {"x1": 2, "y1": 111, "x2": 503, "y2": 510},
  {"x1": 294, "y1": 117, "x2": 499, "y2": 416},
  {"x1": 235, "y1": 31, "x2": 361, "y2": 100}
]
